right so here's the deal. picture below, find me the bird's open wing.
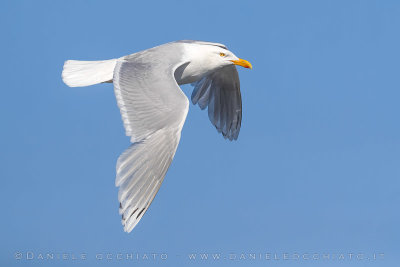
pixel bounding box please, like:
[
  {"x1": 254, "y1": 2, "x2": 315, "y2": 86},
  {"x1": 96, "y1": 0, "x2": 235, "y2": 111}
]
[
  {"x1": 113, "y1": 57, "x2": 189, "y2": 232},
  {"x1": 191, "y1": 65, "x2": 242, "y2": 140}
]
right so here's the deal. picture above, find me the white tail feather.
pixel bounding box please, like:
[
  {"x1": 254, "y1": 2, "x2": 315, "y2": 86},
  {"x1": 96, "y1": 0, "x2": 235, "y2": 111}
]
[{"x1": 62, "y1": 59, "x2": 118, "y2": 87}]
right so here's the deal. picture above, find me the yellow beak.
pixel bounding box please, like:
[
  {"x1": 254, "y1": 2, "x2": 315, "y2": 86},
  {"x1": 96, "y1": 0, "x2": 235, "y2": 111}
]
[{"x1": 231, "y1": 58, "x2": 252, "y2": 69}]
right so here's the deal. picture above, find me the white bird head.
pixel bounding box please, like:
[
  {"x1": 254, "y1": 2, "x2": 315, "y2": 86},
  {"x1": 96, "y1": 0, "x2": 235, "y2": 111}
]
[{"x1": 176, "y1": 40, "x2": 252, "y2": 84}]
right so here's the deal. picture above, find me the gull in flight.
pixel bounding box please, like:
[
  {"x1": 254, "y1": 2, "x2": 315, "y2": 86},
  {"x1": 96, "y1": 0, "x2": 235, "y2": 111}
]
[{"x1": 62, "y1": 40, "x2": 252, "y2": 233}]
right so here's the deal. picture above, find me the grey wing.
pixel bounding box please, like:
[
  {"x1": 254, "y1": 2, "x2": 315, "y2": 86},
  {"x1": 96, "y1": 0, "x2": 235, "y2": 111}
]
[
  {"x1": 191, "y1": 65, "x2": 242, "y2": 140},
  {"x1": 113, "y1": 58, "x2": 189, "y2": 232}
]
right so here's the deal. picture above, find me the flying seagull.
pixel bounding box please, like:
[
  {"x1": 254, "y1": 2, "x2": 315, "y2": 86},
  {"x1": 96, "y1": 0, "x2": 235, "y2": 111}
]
[{"x1": 62, "y1": 40, "x2": 252, "y2": 233}]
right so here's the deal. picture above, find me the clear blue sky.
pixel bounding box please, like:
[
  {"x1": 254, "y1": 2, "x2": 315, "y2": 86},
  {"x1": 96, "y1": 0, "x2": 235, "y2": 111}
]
[{"x1": 1, "y1": 0, "x2": 399, "y2": 266}]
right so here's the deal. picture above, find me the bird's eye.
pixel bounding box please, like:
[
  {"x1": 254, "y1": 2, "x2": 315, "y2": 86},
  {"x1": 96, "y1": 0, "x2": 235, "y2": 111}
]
[{"x1": 219, "y1": 52, "x2": 226, "y2": 57}]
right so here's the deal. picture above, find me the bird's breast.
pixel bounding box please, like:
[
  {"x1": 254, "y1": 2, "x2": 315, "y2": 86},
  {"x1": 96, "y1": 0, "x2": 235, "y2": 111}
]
[{"x1": 174, "y1": 62, "x2": 212, "y2": 85}]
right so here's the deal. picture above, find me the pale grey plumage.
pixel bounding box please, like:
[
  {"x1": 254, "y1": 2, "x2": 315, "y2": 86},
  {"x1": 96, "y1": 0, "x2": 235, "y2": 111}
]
[
  {"x1": 113, "y1": 43, "x2": 189, "y2": 232},
  {"x1": 61, "y1": 40, "x2": 248, "y2": 233}
]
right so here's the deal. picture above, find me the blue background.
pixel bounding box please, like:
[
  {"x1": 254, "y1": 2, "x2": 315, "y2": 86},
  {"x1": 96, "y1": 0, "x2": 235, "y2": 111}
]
[{"x1": 1, "y1": 0, "x2": 399, "y2": 266}]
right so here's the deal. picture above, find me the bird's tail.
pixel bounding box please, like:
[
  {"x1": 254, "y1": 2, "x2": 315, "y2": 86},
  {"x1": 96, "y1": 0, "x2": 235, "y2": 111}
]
[{"x1": 62, "y1": 59, "x2": 118, "y2": 87}]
